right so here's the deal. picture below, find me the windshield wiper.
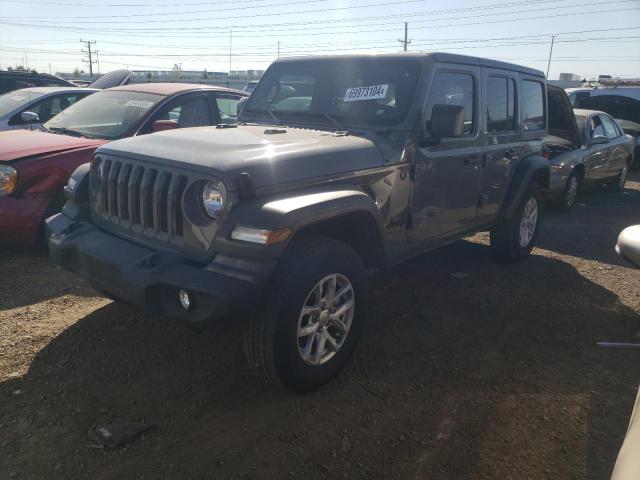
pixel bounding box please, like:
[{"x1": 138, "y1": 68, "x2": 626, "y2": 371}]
[
  {"x1": 288, "y1": 111, "x2": 346, "y2": 130},
  {"x1": 47, "y1": 126, "x2": 92, "y2": 139}
]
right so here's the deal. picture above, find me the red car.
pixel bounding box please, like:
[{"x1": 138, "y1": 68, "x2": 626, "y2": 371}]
[{"x1": 0, "y1": 83, "x2": 248, "y2": 246}]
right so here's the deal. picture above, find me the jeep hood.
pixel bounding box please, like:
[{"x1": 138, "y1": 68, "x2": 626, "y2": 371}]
[
  {"x1": 0, "y1": 129, "x2": 106, "y2": 162},
  {"x1": 98, "y1": 125, "x2": 385, "y2": 189}
]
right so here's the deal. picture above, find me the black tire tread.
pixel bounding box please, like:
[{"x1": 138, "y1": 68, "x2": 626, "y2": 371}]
[{"x1": 244, "y1": 236, "x2": 365, "y2": 391}]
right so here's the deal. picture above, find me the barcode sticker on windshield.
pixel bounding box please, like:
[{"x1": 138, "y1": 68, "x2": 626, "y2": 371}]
[
  {"x1": 343, "y1": 84, "x2": 389, "y2": 102},
  {"x1": 125, "y1": 100, "x2": 154, "y2": 108}
]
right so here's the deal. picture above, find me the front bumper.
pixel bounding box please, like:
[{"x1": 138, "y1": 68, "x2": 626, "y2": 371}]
[{"x1": 46, "y1": 213, "x2": 267, "y2": 323}]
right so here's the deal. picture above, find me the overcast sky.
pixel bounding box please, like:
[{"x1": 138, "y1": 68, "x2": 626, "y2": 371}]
[{"x1": 0, "y1": 0, "x2": 639, "y2": 79}]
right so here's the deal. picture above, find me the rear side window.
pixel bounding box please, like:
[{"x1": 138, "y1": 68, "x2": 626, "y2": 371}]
[
  {"x1": 487, "y1": 76, "x2": 516, "y2": 133},
  {"x1": 425, "y1": 71, "x2": 475, "y2": 135},
  {"x1": 600, "y1": 115, "x2": 620, "y2": 139},
  {"x1": 215, "y1": 95, "x2": 244, "y2": 124},
  {"x1": 522, "y1": 80, "x2": 545, "y2": 131}
]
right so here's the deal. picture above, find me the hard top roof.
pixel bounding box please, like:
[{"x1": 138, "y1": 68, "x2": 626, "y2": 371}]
[{"x1": 273, "y1": 52, "x2": 545, "y2": 78}]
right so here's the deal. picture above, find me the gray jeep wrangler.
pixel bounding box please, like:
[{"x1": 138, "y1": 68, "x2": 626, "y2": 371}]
[{"x1": 47, "y1": 53, "x2": 550, "y2": 391}]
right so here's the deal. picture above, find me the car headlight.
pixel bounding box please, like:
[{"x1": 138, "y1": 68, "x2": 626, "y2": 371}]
[
  {"x1": 0, "y1": 165, "x2": 18, "y2": 196},
  {"x1": 201, "y1": 180, "x2": 227, "y2": 219}
]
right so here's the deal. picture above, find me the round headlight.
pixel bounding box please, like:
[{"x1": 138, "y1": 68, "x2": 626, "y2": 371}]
[
  {"x1": 201, "y1": 180, "x2": 226, "y2": 219},
  {"x1": 0, "y1": 165, "x2": 18, "y2": 196}
]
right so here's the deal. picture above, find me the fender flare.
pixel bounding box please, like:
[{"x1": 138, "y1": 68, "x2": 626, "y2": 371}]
[
  {"x1": 500, "y1": 155, "x2": 550, "y2": 220},
  {"x1": 213, "y1": 188, "x2": 387, "y2": 260}
]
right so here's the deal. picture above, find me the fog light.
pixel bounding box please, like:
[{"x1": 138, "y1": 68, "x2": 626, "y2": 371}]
[{"x1": 178, "y1": 289, "x2": 191, "y2": 311}]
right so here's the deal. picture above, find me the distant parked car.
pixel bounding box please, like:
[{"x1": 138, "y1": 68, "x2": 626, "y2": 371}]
[
  {"x1": 0, "y1": 87, "x2": 99, "y2": 131},
  {"x1": 545, "y1": 100, "x2": 634, "y2": 210},
  {"x1": 0, "y1": 70, "x2": 75, "y2": 95},
  {"x1": 244, "y1": 80, "x2": 258, "y2": 93},
  {"x1": 0, "y1": 70, "x2": 136, "y2": 132},
  {"x1": 0, "y1": 83, "x2": 248, "y2": 246}
]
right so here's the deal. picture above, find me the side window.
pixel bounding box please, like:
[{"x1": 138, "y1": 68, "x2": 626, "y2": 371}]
[
  {"x1": 148, "y1": 94, "x2": 211, "y2": 131},
  {"x1": 425, "y1": 71, "x2": 475, "y2": 136},
  {"x1": 35, "y1": 78, "x2": 68, "y2": 87},
  {"x1": 487, "y1": 76, "x2": 516, "y2": 133},
  {"x1": 215, "y1": 95, "x2": 244, "y2": 124},
  {"x1": 521, "y1": 80, "x2": 545, "y2": 131},
  {"x1": 49, "y1": 94, "x2": 81, "y2": 117},
  {"x1": 600, "y1": 115, "x2": 619, "y2": 139},
  {"x1": 592, "y1": 116, "x2": 606, "y2": 137},
  {"x1": 23, "y1": 97, "x2": 53, "y2": 122}
]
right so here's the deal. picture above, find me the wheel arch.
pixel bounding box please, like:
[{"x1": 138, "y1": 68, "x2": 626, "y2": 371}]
[
  {"x1": 500, "y1": 154, "x2": 549, "y2": 221},
  {"x1": 287, "y1": 210, "x2": 388, "y2": 270}
]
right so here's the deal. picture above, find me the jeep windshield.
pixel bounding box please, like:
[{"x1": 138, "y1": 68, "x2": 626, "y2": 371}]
[
  {"x1": 44, "y1": 90, "x2": 163, "y2": 139},
  {"x1": 241, "y1": 58, "x2": 422, "y2": 128}
]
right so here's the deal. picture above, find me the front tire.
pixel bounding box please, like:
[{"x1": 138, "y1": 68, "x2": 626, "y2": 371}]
[
  {"x1": 245, "y1": 237, "x2": 367, "y2": 392},
  {"x1": 558, "y1": 173, "x2": 579, "y2": 212},
  {"x1": 490, "y1": 182, "x2": 543, "y2": 262}
]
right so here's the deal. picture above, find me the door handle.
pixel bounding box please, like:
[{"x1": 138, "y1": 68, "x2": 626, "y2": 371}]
[{"x1": 463, "y1": 155, "x2": 479, "y2": 166}]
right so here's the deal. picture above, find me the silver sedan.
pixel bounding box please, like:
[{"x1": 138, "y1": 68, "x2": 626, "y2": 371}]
[
  {"x1": 0, "y1": 87, "x2": 99, "y2": 132},
  {"x1": 547, "y1": 109, "x2": 635, "y2": 210}
]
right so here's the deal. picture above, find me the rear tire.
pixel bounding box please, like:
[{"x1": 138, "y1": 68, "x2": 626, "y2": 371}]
[
  {"x1": 607, "y1": 163, "x2": 628, "y2": 192},
  {"x1": 490, "y1": 182, "x2": 543, "y2": 262},
  {"x1": 244, "y1": 237, "x2": 367, "y2": 392}
]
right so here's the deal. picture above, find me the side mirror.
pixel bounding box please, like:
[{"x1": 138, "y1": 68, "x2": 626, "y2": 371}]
[
  {"x1": 427, "y1": 104, "x2": 465, "y2": 138},
  {"x1": 20, "y1": 111, "x2": 40, "y2": 124},
  {"x1": 590, "y1": 135, "x2": 610, "y2": 146},
  {"x1": 151, "y1": 119, "x2": 179, "y2": 133}
]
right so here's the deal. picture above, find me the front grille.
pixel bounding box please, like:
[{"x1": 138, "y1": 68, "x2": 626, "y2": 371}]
[{"x1": 93, "y1": 157, "x2": 187, "y2": 240}]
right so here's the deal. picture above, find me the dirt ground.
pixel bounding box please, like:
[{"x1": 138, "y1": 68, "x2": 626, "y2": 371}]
[{"x1": 2, "y1": 175, "x2": 640, "y2": 480}]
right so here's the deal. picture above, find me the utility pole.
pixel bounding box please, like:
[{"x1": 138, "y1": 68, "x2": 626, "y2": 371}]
[
  {"x1": 546, "y1": 34, "x2": 555, "y2": 79},
  {"x1": 80, "y1": 39, "x2": 97, "y2": 77},
  {"x1": 49, "y1": 63, "x2": 52, "y2": 75},
  {"x1": 277, "y1": 40, "x2": 280, "y2": 59},
  {"x1": 229, "y1": 30, "x2": 233, "y2": 76},
  {"x1": 398, "y1": 22, "x2": 411, "y2": 51},
  {"x1": 95, "y1": 50, "x2": 100, "y2": 74}
]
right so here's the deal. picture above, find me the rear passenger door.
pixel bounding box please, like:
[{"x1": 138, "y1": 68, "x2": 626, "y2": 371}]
[
  {"x1": 477, "y1": 70, "x2": 520, "y2": 224},
  {"x1": 583, "y1": 114, "x2": 610, "y2": 183},
  {"x1": 408, "y1": 67, "x2": 482, "y2": 242},
  {"x1": 600, "y1": 114, "x2": 626, "y2": 177}
]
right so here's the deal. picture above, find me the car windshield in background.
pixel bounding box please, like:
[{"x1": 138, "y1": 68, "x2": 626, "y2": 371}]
[
  {"x1": 44, "y1": 90, "x2": 163, "y2": 139},
  {"x1": 0, "y1": 89, "x2": 47, "y2": 116},
  {"x1": 242, "y1": 59, "x2": 422, "y2": 128}
]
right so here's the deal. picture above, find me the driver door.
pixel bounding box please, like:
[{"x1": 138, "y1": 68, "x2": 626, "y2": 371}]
[{"x1": 408, "y1": 68, "x2": 482, "y2": 243}]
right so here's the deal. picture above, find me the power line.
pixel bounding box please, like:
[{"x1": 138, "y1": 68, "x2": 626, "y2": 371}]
[
  {"x1": 7, "y1": 0, "x2": 633, "y2": 29},
  {"x1": 0, "y1": 0, "x2": 570, "y2": 23},
  {"x1": 4, "y1": 4, "x2": 637, "y2": 38}
]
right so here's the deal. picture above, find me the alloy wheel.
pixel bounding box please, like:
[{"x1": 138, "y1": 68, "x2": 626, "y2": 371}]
[
  {"x1": 566, "y1": 176, "x2": 578, "y2": 208},
  {"x1": 519, "y1": 197, "x2": 538, "y2": 248},
  {"x1": 297, "y1": 273, "x2": 355, "y2": 366}
]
